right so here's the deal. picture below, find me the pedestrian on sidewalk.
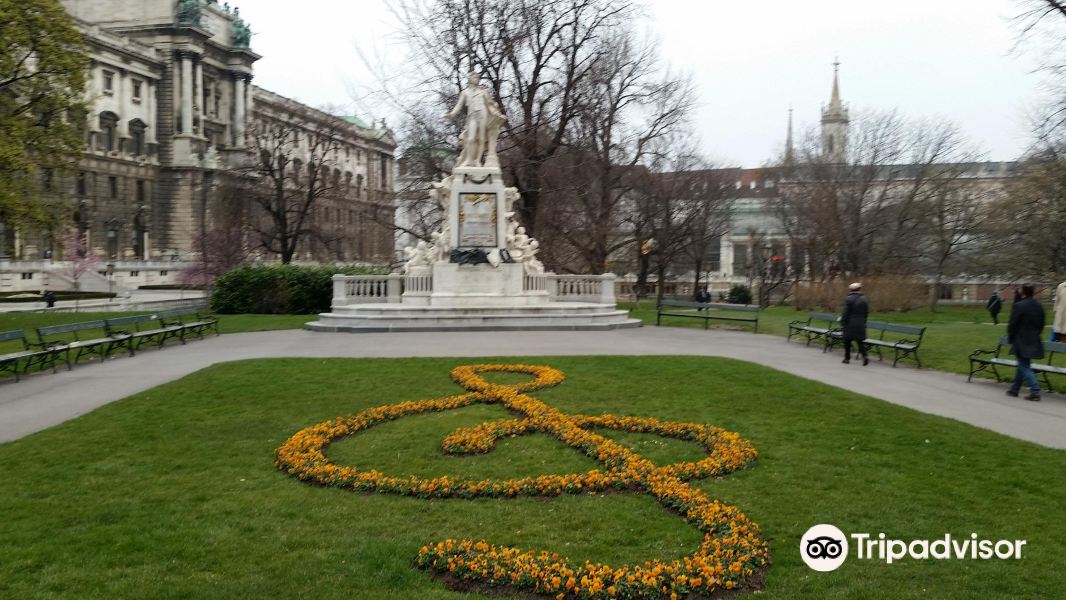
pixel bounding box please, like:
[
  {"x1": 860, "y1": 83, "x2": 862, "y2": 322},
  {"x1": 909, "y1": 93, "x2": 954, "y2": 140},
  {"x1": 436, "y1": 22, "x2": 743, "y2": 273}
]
[
  {"x1": 1007, "y1": 285, "x2": 1045, "y2": 401},
  {"x1": 841, "y1": 282, "x2": 869, "y2": 366},
  {"x1": 1052, "y1": 280, "x2": 1065, "y2": 342},
  {"x1": 986, "y1": 290, "x2": 1002, "y2": 325},
  {"x1": 43, "y1": 290, "x2": 56, "y2": 309}
]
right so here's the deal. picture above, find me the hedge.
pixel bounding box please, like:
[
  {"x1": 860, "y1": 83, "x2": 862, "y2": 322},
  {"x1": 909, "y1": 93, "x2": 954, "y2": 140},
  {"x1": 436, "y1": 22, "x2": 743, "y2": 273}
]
[{"x1": 211, "y1": 264, "x2": 386, "y2": 314}]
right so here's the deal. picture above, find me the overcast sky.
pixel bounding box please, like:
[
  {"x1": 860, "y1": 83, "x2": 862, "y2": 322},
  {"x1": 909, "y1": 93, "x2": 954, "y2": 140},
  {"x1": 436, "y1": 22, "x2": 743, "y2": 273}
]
[{"x1": 239, "y1": 0, "x2": 1044, "y2": 166}]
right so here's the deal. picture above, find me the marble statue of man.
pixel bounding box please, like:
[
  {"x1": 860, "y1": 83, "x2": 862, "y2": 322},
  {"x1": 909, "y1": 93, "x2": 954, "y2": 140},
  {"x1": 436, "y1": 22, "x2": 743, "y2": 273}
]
[{"x1": 446, "y1": 72, "x2": 506, "y2": 168}]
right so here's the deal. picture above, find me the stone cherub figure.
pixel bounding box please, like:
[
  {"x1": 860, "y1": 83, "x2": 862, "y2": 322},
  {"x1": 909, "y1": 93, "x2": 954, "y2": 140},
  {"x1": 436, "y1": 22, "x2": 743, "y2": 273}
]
[{"x1": 445, "y1": 72, "x2": 506, "y2": 168}]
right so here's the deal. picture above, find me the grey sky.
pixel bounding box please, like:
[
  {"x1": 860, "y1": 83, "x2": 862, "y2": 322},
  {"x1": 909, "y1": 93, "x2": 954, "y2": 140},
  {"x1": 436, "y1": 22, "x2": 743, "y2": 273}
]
[{"x1": 240, "y1": 0, "x2": 1043, "y2": 166}]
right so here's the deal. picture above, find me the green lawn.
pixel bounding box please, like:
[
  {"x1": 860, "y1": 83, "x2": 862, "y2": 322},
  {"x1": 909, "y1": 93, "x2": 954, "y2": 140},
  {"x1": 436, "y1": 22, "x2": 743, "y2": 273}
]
[
  {"x1": 622, "y1": 302, "x2": 1025, "y2": 377},
  {"x1": 0, "y1": 356, "x2": 1061, "y2": 599}
]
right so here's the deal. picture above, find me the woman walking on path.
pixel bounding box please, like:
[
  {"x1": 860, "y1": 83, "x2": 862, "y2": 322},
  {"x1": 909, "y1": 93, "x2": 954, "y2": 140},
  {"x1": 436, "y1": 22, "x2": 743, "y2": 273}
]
[
  {"x1": 841, "y1": 282, "x2": 869, "y2": 366},
  {"x1": 1007, "y1": 285, "x2": 1045, "y2": 401}
]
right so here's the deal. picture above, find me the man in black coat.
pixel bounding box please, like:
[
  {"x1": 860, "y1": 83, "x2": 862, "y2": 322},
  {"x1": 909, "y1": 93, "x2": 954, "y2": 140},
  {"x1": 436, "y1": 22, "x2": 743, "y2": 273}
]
[
  {"x1": 841, "y1": 282, "x2": 869, "y2": 365},
  {"x1": 986, "y1": 290, "x2": 1002, "y2": 325},
  {"x1": 1007, "y1": 285, "x2": 1045, "y2": 401}
]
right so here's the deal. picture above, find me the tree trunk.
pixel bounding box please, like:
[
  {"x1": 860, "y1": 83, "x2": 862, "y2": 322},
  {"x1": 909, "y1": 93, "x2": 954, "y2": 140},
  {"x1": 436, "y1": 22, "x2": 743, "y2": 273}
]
[{"x1": 692, "y1": 258, "x2": 703, "y2": 296}]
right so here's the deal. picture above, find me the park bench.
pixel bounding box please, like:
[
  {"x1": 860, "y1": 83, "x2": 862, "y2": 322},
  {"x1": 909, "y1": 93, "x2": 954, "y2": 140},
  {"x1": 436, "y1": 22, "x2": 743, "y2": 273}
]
[
  {"x1": 0, "y1": 330, "x2": 56, "y2": 381},
  {"x1": 35, "y1": 320, "x2": 133, "y2": 370},
  {"x1": 156, "y1": 307, "x2": 219, "y2": 340},
  {"x1": 827, "y1": 321, "x2": 927, "y2": 368},
  {"x1": 787, "y1": 312, "x2": 840, "y2": 348},
  {"x1": 656, "y1": 299, "x2": 760, "y2": 332},
  {"x1": 969, "y1": 338, "x2": 1066, "y2": 392},
  {"x1": 105, "y1": 314, "x2": 185, "y2": 352}
]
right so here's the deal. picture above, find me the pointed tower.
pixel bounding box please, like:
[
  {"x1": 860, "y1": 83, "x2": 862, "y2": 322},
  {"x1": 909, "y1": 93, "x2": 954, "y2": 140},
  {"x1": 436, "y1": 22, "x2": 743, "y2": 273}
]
[
  {"x1": 784, "y1": 106, "x2": 795, "y2": 165},
  {"x1": 820, "y1": 58, "x2": 849, "y2": 163}
]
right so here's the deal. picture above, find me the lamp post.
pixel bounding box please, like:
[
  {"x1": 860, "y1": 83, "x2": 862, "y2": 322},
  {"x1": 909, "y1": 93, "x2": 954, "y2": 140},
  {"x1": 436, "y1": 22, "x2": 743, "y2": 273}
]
[{"x1": 106, "y1": 262, "x2": 115, "y2": 296}]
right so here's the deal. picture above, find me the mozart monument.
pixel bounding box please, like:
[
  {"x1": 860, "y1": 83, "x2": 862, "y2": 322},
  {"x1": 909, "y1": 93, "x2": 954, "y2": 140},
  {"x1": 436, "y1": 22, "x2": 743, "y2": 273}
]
[{"x1": 307, "y1": 72, "x2": 638, "y2": 332}]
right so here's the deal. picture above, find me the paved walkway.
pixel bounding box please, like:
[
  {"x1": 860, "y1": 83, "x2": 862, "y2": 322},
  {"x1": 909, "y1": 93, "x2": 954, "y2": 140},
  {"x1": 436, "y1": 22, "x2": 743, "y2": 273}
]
[{"x1": 2, "y1": 327, "x2": 1064, "y2": 448}]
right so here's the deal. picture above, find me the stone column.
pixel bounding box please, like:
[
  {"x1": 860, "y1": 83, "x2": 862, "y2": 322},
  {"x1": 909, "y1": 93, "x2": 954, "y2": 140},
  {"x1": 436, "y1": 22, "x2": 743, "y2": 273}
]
[
  {"x1": 193, "y1": 57, "x2": 203, "y2": 135},
  {"x1": 232, "y1": 73, "x2": 246, "y2": 147},
  {"x1": 145, "y1": 80, "x2": 157, "y2": 144},
  {"x1": 180, "y1": 53, "x2": 194, "y2": 135},
  {"x1": 719, "y1": 235, "x2": 734, "y2": 277}
]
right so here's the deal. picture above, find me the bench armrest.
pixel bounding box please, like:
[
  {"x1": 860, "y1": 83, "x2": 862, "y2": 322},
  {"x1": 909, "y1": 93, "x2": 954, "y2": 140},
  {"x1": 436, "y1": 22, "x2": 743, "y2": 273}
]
[
  {"x1": 788, "y1": 319, "x2": 808, "y2": 326},
  {"x1": 969, "y1": 348, "x2": 997, "y2": 358},
  {"x1": 896, "y1": 337, "x2": 920, "y2": 347}
]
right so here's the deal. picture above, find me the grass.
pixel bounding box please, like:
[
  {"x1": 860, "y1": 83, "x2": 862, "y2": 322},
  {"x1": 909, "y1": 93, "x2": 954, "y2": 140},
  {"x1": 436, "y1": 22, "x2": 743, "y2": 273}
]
[
  {"x1": 0, "y1": 356, "x2": 1062, "y2": 599},
  {"x1": 622, "y1": 301, "x2": 1030, "y2": 377}
]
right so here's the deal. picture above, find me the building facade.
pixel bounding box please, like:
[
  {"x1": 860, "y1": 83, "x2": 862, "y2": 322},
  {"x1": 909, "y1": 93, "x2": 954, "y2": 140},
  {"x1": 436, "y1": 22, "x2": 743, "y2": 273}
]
[{"x1": 0, "y1": 0, "x2": 395, "y2": 291}]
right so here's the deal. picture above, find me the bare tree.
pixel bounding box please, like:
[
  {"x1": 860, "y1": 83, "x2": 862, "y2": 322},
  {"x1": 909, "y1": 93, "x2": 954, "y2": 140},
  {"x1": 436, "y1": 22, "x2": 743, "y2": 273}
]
[
  {"x1": 240, "y1": 109, "x2": 349, "y2": 263},
  {"x1": 538, "y1": 29, "x2": 694, "y2": 274}
]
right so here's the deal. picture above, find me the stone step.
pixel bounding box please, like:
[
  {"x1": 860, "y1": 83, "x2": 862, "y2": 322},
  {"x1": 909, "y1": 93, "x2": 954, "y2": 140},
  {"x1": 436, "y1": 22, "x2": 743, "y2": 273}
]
[{"x1": 305, "y1": 319, "x2": 643, "y2": 333}]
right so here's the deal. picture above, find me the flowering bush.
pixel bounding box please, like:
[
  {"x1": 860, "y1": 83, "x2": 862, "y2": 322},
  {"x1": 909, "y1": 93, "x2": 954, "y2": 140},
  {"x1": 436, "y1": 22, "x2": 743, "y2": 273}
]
[{"x1": 276, "y1": 364, "x2": 769, "y2": 598}]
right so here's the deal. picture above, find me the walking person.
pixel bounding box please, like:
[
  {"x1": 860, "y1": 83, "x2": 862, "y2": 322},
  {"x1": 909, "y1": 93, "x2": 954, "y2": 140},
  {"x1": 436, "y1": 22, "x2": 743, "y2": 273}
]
[
  {"x1": 841, "y1": 282, "x2": 869, "y2": 366},
  {"x1": 1052, "y1": 280, "x2": 1066, "y2": 343},
  {"x1": 1006, "y1": 285, "x2": 1045, "y2": 401},
  {"x1": 694, "y1": 286, "x2": 711, "y2": 311},
  {"x1": 986, "y1": 289, "x2": 1002, "y2": 325},
  {"x1": 43, "y1": 290, "x2": 56, "y2": 309}
]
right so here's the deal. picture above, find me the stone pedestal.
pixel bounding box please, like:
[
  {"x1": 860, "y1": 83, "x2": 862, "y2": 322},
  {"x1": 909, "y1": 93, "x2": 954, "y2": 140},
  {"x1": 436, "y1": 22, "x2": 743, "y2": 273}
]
[
  {"x1": 429, "y1": 262, "x2": 547, "y2": 307},
  {"x1": 448, "y1": 166, "x2": 508, "y2": 253}
]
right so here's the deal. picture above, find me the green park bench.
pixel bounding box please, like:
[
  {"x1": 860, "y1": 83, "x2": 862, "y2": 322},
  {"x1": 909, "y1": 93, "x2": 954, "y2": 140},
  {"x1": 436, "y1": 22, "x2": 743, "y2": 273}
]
[
  {"x1": 656, "y1": 299, "x2": 759, "y2": 332},
  {"x1": 969, "y1": 338, "x2": 1066, "y2": 392},
  {"x1": 156, "y1": 307, "x2": 220, "y2": 340},
  {"x1": 827, "y1": 321, "x2": 926, "y2": 367},
  {"x1": 787, "y1": 312, "x2": 840, "y2": 348},
  {"x1": 0, "y1": 330, "x2": 57, "y2": 381},
  {"x1": 105, "y1": 314, "x2": 186, "y2": 352},
  {"x1": 35, "y1": 320, "x2": 133, "y2": 371}
]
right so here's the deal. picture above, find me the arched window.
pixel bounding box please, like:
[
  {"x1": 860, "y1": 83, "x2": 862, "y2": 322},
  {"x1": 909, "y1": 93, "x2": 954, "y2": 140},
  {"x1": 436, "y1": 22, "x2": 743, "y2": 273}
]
[
  {"x1": 292, "y1": 159, "x2": 302, "y2": 185},
  {"x1": 99, "y1": 111, "x2": 118, "y2": 151},
  {"x1": 344, "y1": 171, "x2": 353, "y2": 193},
  {"x1": 129, "y1": 119, "x2": 147, "y2": 156},
  {"x1": 356, "y1": 174, "x2": 364, "y2": 196}
]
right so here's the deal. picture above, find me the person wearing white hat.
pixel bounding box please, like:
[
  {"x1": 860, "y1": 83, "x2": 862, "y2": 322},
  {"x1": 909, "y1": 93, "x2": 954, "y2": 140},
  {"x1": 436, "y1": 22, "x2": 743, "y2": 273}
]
[{"x1": 841, "y1": 282, "x2": 869, "y2": 365}]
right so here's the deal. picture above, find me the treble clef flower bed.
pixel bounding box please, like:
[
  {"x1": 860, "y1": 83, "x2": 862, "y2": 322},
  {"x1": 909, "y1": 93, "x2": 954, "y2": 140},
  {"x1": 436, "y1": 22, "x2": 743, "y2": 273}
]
[{"x1": 275, "y1": 364, "x2": 769, "y2": 599}]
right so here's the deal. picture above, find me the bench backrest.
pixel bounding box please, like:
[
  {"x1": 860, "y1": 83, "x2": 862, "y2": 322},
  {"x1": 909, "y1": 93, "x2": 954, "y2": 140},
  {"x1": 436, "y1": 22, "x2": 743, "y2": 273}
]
[
  {"x1": 866, "y1": 321, "x2": 926, "y2": 339},
  {"x1": 1045, "y1": 341, "x2": 1066, "y2": 362},
  {"x1": 0, "y1": 329, "x2": 27, "y2": 343},
  {"x1": 808, "y1": 312, "x2": 839, "y2": 324},
  {"x1": 157, "y1": 307, "x2": 199, "y2": 320},
  {"x1": 660, "y1": 299, "x2": 758, "y2": 313},
  {"x1": 37, "y1": 320, "x2": 107, "y2": 340},
  {"x1": 106, "y1": 315, "x2": 156, "y2": 330}
]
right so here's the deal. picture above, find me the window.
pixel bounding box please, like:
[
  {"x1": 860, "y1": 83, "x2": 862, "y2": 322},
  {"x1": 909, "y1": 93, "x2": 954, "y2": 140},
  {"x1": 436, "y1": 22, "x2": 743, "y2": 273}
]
[
  {"x1": 99, "y1": 112, "x2": 118, "y2": 151},
  {"x1": 102, "y1": 70, "x2": 114, "y2": 94},
  {"x1": 109, "y1": 176, "x2": 118, "y2": 199},
  {"x1": 106, "y1": 227, "x2": 119, "y2": 260},
  {"x1": 159, "y1": 270, "x2": 168, "y2": 277},
  {"x1": 292, "y1": 159, "x2": 302, "y2": 185},
  {"x1": 380, "y1": 154, "x2": 389, "y2": 188},
  {"x1": 136, "y1": 179, "x2": 146, "y2": 203},
  {"x1": 129, "y1": 119, "x2": 147, "y2": 156},
  {"x1": 129, "y1": 270, "x2": 140, "y2": 277},
  {"x1": 131, "y1": 80, "x2": 142, "y2": 102},
  {"x1": 76, "y1": 172, "x2": 87, "y2": 196},
  {"x1": 20, "y1": 272, "x2": 33, "y2": 280},
  {"x1": 356, "y1": 174, "x2": 364, "y2": 195}
]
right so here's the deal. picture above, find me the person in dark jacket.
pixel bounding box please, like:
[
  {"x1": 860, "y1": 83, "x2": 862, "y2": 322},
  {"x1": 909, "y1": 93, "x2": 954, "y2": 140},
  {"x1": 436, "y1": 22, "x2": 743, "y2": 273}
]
[
  {"x1": 986, "y1": 290, "x2": 1002, "y2": 325},
  {"x1": 841, "y1": 282, "x2": 869, "y2": 365},
  {"x1": 42, "y1": 290, "x2": 56, "y2": 309},
  {"x1": 694, "y1": 286, "x2": 711, "y2": 310},
  {"x1": 1007, "y1": 285, "x2": 1045, "y2": 400}
]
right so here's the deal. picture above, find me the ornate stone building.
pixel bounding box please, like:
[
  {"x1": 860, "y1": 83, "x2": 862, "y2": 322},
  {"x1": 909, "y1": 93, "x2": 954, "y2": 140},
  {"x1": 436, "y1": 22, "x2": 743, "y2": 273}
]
[{"x1": 0, "y1": 0, "x2": 395, "y2": 290}]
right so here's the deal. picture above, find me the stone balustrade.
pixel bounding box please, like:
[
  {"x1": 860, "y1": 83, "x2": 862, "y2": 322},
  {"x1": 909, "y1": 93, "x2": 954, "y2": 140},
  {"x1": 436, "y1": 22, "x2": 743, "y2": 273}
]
[
  {"x1": 548, "y1": 273, "x2": 617, "y2": 304},
  {"x1": 332, "y1": 272, "x2": 618, "y2": 305},
  {"x1": 332, "y1": 274, "x2": 402, "y2": 306}
]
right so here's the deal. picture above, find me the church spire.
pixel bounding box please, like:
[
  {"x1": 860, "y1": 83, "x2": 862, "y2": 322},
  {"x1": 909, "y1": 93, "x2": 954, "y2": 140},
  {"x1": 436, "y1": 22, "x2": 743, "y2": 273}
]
[
  {"x1": 829, "y1": 57, "x2": 842, "y2": 111},
  {"x1": 820, "y1": 57, "x2": 849, "y2": 163},
  {"x1": 784, "y1": 106, "x2": 795, "y2": 165}
]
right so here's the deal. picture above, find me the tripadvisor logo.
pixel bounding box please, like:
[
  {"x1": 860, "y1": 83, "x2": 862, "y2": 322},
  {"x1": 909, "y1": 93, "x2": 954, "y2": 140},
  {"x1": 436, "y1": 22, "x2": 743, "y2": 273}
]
[{"x1": 800, "y1": 524, "x2": 1027, "y2": 572}]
